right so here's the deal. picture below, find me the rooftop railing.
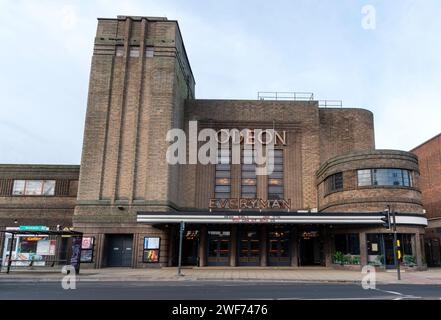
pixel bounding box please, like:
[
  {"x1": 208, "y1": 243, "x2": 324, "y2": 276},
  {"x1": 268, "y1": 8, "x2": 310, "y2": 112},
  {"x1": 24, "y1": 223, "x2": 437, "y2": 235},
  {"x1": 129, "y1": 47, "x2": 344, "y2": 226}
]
[
  {"x1": 257, "y1": 91, "x2": 314, "y2": 101},
  {"x1": 318, "y1": 100, "x2": 343, "y2": 108}
]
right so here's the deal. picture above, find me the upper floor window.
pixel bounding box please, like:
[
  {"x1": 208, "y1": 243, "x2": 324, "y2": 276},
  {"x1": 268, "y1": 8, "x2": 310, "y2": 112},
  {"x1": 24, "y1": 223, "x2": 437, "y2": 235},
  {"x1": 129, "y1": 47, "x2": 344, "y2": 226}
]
[
  {"x1": 268, "y1": 149, "x2": 284, "y2": 200},
  {"x1": 241, "y1": 149, "x2": 257, "y2": 198},
  {"x1": 12, "y1": 180, "x2": 56, "y2": 196},
  {"x1": 116, "y1": 45, "x2": 124, "y2": 57},
  {"x1": 215, "y1": 149, "x2": 231, "y2": 199},
  {"x1": 357, "y1": 169, "x2": 413, "y2": 187},
  {"x1": 325, "y1": 172, "x2": 343, "y2": 193},
  {"x1": 129, "y1": 46, "x2": 140, "y2": 57},
  {"x1": 145, "y1": 46, "x2": 154, "y2": 58}
]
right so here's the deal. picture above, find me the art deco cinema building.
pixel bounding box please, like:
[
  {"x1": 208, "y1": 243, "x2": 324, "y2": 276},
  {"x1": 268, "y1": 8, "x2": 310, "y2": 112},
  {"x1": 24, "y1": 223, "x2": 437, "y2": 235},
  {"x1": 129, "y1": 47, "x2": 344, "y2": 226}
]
[{"x1": 0, "y1": 15, "x2": 428, "y2": 270}]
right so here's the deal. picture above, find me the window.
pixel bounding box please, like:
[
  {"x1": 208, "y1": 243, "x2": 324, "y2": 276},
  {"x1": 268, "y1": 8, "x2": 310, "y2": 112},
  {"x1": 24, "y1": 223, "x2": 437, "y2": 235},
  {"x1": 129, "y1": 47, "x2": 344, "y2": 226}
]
[
  {"x1": 366, "y1": 234, "x2": 383, "y2": 255},
  {"x1": 215, "y1": 149, "x2": 231, "y2": 199},
  {"x1": 116, "y1": 45, "x2": 124, "y2": 57},
  {"x1": 400, "y1": 234, "x2": 413, "y2": 255},
  {"x1": 241, "y1": 149, "x2": 257, "y2": 198},
  {"x1": 325, "y1": 172, "x2": 343, "y2": 193},
  {"x1": 129, "y1": 46, "x2": 140, "y2": 57},
  {"x1": 268, "y1": 149, "x2": 284, "y2": 200},
  {"x1": 357, "y1": 169, "x2": 371, "y2": 186},
  {"x1": 335, "y1": 234, "x2": 360, "y2": 255},
  {"x1": 357, "y1": 169, "x2": 413, "y2": 187},
  {"x1": 145, "y1": 46, "x2": 154, "y2": 58},
  {"x1": 12, "y1": 180, "x2": 56, "y2": 196}
]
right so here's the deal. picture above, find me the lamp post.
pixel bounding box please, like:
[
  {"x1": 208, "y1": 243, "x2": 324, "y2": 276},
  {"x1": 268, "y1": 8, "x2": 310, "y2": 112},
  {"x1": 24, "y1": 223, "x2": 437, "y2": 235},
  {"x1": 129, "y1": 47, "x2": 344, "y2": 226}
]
[{"x1": 177, "y1": 221, "x2": 185, "y2": 276}]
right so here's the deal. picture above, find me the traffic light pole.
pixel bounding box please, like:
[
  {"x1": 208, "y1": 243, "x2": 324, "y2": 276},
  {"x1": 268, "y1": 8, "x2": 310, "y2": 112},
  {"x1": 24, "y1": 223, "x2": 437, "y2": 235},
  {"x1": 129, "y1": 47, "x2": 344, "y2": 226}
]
[{"x1": 391, "y1": 209, "x2": 401, "y2": 281}]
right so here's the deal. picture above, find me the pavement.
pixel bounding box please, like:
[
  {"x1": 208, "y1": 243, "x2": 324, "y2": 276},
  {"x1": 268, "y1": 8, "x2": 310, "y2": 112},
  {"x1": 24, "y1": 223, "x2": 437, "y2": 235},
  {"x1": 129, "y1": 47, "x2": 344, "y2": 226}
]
[{"x1": 1, "y1": 267, "x2": 441, "y2": 285}]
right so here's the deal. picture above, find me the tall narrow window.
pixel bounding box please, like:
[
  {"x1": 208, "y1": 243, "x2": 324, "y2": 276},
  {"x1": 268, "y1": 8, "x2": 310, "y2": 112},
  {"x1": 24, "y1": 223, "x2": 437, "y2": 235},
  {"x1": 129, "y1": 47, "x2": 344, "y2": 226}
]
[
  {"x1": 241, "y1": 149, "x2": 257, "y2": 198},
  {"x1": 115, "y1": 45, "x2": 124, "y2": 57},
  {"x1": 129, "y1": 46, "x2": 140, "y2": 57},
  {"x1": 215, "y1": 149, "x2": 231, "y2": 199},
  {"x1": 268, "y1": 149, "x2": 284, "y2": 200},
  {"x1": 145, "y1": 46, "x2": 154, "y2": 58},
  {"x1": 325, "y1": 172, "x2": 343, "y2": 194}
]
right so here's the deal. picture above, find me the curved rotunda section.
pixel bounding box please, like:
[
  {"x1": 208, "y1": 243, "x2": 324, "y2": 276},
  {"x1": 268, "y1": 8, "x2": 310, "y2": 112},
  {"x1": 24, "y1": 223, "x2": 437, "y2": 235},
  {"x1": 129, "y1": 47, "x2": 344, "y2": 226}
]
[{"x1": 316, "y1": 150, "x2": 423, "y2": 214}]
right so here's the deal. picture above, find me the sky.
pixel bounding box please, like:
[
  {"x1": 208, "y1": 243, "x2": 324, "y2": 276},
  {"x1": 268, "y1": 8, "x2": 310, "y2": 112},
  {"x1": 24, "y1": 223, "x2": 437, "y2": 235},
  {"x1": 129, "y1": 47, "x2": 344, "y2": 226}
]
[{"x1": 0, "y1": 0, "x2": 440, "y2": 164}]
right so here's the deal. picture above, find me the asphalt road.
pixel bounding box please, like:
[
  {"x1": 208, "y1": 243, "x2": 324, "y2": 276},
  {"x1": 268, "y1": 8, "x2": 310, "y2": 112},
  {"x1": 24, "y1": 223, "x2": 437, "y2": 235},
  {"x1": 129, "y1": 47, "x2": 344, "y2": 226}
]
[{"x1": 0, "y1": 281, "x2": 440, "y2": 300}]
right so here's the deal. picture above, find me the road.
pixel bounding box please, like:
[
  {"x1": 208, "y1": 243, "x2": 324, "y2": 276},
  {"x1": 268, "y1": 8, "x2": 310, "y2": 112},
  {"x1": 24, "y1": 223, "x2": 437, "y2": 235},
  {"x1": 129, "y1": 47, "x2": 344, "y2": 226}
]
[{"x1": 0, "y1": 281, "x2": 440, "y2": 300}]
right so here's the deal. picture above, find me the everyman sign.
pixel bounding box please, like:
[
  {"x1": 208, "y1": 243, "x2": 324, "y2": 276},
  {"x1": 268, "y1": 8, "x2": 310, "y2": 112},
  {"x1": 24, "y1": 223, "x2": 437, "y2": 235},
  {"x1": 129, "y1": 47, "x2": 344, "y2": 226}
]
[{"x1": 209, "y1": 198, "x2": 291, "y2": 210}]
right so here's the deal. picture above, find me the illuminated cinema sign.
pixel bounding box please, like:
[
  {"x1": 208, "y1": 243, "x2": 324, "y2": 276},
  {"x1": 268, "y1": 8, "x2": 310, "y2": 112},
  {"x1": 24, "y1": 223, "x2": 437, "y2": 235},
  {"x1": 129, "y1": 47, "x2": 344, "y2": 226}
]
[{"x1": 209, "y1": 198, "x2": 291, "y2": 210}]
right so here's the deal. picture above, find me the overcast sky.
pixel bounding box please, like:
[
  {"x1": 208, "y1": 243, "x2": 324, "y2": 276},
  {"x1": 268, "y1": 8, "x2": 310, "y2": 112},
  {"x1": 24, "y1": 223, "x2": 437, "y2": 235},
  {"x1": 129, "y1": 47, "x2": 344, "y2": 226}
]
[{"x1": 1, "y1": 0, "x2": 440, "y2": 164}]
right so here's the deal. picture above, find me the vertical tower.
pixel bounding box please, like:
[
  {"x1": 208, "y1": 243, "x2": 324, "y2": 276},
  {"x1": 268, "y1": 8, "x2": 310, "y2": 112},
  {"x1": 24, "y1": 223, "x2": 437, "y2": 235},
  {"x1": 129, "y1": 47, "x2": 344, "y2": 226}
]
[{"x1": 75, "y1": 16, "x2": 194, "y2": 235}]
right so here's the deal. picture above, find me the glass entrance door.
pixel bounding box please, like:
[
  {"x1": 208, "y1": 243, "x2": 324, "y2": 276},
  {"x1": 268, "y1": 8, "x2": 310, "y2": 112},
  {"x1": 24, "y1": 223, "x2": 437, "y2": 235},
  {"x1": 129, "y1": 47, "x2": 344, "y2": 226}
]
[
  {"x1": 268, "y1": 227, "x2": 291, "y2": 266},
  {"x1": 207, "y1": 230, "x2": 230, "y2": 266},
  {"x1": 238, "y1": 227, "x2": 260, "y2": 266},
  {"x1": 299, "y1": 229, "x2": 322, "y2": 266},
  {"x1": 182, "y1": 230, "x2": 199, "y2": 266}
]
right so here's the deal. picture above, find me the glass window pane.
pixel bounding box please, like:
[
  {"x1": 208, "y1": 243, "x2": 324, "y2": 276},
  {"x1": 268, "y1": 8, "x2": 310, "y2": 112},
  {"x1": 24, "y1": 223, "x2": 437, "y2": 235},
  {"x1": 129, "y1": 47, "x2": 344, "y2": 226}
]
[
  {"x1": 12, "y1": 180, "x2": 25, "y2": 195},
  {"x1": 116, "y1": 46, "x2": 124, "y2": 56},
  {"x1": 268, "y1": 186, "x2": 283, "y2": 193},
  {"x1": 268, "y1": 178, "x2": 283, "y2": 185},
  {"x1": 215, "y1": 170, "x2": 230, "y2": 178},
  {"x1": 215, "y1": 192, "x2": 230, "y2": 199},
  {"x1": 215, "y1": 186, "x2": 230, "y2": 193},
  {"x1": 242, "y1": 164, "x2": 256, "y2": 171},
  {"x1": 129, "y1": 46, "x2": 140, "y2": 57},
  {"x1": 145, "y1": 46, "x2": 154, "y2": 58},
  {"x1": 269, "y1": 171, "x2": 283, "y2": 179},
  {"x1": 25, "y1": 180, "x2": 43, "y2": 195},
  {"x1": 42, "y1": 180, "x2": 55, "y2": 195},
  {"x1": 241, "y1": 186, "x2": 256, "y2": 193},
  {"x1": 357, "y1": 170, "x2": 372, "y2": 186},
  {"x1": 242, "y1": 178, "x2": 256, "y2": 185},
  {"x1": 216, "y1": 178, "x2": 230, "y2": 185},
  {"x1": 242, "y1": 171, "x2": 256, "y2": 178},
  {"x1": 216, "y1": 164, "x2": 230, "y2": 171}
]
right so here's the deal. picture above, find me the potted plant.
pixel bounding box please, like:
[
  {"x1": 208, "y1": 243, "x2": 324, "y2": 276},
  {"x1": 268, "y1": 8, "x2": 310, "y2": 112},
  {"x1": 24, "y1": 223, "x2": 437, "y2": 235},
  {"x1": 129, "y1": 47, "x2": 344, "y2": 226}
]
[
  {"x1": 333, "y1": 251, "x2": 344, "y2": 265},
  {"x1": 404, "y1": 255, "x2": 416, "y2": 267}
]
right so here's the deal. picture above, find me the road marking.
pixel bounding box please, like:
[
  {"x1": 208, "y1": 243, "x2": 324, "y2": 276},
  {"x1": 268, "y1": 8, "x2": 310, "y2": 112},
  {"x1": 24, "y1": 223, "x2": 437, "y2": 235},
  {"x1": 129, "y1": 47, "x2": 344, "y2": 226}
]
[{"x1": 373, "y1": 288, "x2": 421, "y2": 300}]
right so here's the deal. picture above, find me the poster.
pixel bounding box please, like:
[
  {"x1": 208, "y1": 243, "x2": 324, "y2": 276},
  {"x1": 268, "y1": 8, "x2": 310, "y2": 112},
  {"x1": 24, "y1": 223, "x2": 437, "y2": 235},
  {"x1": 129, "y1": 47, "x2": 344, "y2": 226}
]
[
  {"x1": 49, "y1": 240, "x2": 56, "y2": 255},
  {"x1": 143, "y1": 237, "x2": 160, "y2": 263},
  {"x1": 80, "y1": 250, "x2": 93, "y2": 263},
  {"x1": 36, "y1": 240, "x2": 50, "y2": 255},
  {"x1": 144, "y1": 237, "x2": 160, "y2": 249},
  {"x1": 81, "y1": 237, "x2": 94, "y2": 250},
  {"x1": 145, "y1": 250, "x2": 159, "y2": 263},
  {"x1": 80, "y1": 237, "x2": 94, "y2": 263}
]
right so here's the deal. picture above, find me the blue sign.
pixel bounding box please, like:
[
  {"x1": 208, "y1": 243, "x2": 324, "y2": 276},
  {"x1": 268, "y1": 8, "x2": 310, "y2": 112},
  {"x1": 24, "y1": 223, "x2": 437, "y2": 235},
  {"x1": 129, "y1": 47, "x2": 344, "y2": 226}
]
[{"x1": 19, "y1": 226, "x2": 49, "y2": 231}]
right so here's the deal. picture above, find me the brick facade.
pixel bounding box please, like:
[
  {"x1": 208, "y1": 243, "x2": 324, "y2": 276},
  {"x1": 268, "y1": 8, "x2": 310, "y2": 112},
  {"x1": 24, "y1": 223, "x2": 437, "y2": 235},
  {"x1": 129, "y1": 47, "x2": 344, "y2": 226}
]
[{"x1": 0, "y1": 15, "x2": 429, "y2": 271}]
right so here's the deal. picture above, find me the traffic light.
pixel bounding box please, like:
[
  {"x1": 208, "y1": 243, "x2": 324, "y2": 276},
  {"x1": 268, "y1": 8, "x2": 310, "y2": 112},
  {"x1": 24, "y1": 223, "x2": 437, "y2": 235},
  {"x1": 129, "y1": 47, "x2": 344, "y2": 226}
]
[
  {"x1": 397, "y1": 239, "x2": 401, "y2": 260},
  {"x1": 381, "y1": 209, "x2": 391, "y2": 229}
]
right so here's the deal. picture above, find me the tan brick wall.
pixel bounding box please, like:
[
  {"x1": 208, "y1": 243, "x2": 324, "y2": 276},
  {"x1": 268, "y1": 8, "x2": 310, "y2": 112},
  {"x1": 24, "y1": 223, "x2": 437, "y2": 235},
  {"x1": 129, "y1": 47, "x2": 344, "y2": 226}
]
[
  {"x1": 316, "y1": 150, "x2": 424, "y2": 213},
  {"x1": 75, "y1": 17, "x2": 195, "y2": 227},
  {"x1": 411, "y1": 133, "x2": 441, "y2": 220},
  {"x1": 0, "y1": 165, "x2": 79, "y2": 228}
]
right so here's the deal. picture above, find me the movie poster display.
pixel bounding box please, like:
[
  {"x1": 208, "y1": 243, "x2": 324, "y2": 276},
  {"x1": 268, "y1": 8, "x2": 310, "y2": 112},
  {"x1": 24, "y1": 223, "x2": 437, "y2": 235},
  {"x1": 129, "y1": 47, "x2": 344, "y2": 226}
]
[
  {"x1": 80, "y1": 237, "x2": 95, "y2": 263},
  {"x1": 143, "y1": 237, "x2": 160, "y2": 263}
]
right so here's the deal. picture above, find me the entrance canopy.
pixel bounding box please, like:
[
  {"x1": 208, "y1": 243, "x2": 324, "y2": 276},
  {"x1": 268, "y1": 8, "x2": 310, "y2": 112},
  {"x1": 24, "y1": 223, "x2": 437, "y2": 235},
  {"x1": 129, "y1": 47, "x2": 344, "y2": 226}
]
[{"x1": 137, "y1": 211, "x2": 428, "y2": 226}]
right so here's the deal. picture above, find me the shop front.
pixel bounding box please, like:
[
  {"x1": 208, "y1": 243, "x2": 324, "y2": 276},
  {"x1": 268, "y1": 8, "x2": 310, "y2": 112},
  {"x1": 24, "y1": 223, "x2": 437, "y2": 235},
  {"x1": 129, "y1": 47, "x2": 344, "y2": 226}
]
[{"x1": 139, "y1": 211, "x2": 428, "y2": 269}]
